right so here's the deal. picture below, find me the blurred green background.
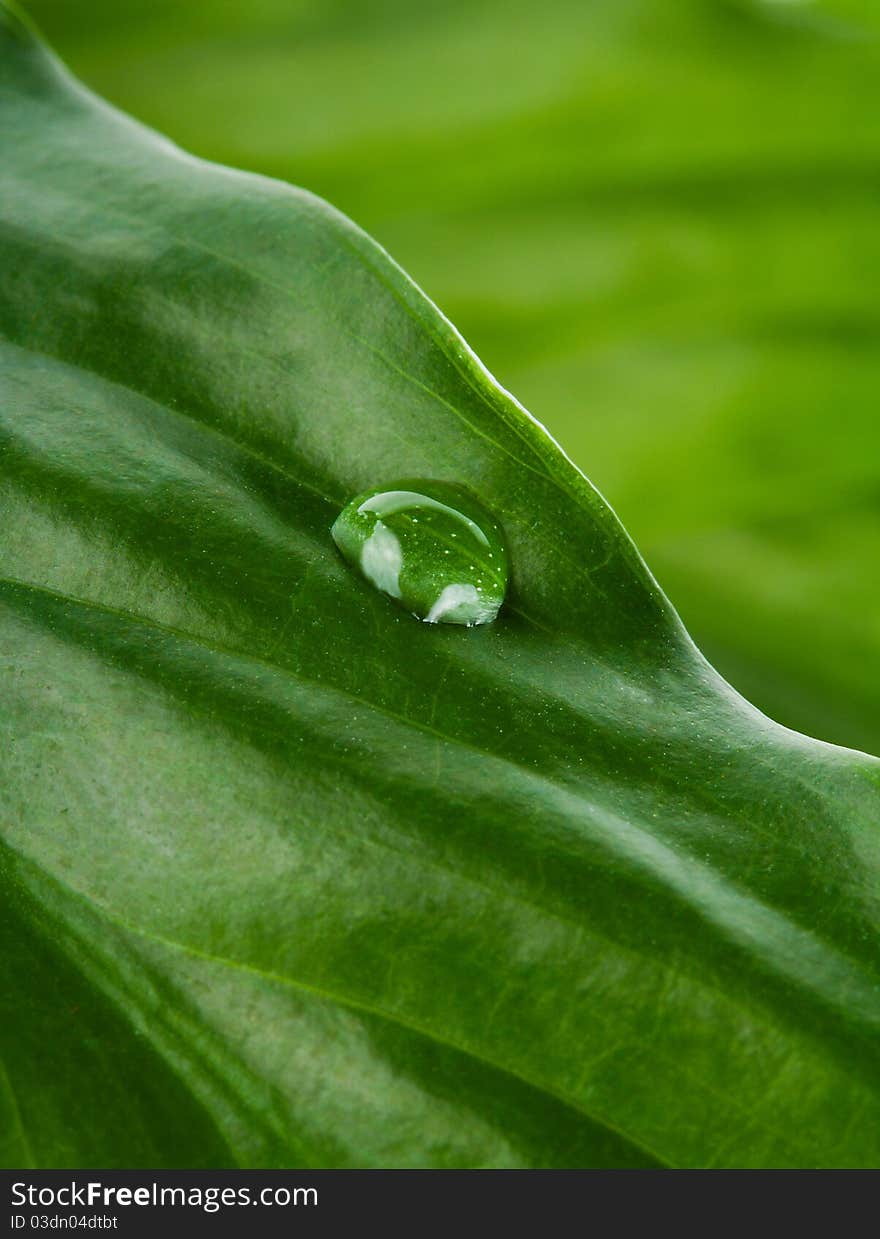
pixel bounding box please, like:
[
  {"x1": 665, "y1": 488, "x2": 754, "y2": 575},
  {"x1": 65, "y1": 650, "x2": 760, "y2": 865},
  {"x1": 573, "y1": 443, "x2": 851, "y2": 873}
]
[{"x1": 24, "y1": 0, "x2": 880, "y2": 756}]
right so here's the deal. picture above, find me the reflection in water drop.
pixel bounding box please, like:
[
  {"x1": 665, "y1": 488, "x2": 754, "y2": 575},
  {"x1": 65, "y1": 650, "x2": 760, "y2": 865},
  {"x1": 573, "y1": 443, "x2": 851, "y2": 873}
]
[
  {"x1": 331, "y1": 480, "x2": 508, "y2": 626},
  {"x1": 360, "y1": 522, "x2": 403, "y2": 599}
]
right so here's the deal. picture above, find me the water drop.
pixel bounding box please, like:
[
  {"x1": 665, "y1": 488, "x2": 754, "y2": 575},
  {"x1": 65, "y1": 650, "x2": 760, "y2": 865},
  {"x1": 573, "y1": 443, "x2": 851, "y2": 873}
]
[{"x1": 331, "y1": 479, "x2": 508, "y2": 626}]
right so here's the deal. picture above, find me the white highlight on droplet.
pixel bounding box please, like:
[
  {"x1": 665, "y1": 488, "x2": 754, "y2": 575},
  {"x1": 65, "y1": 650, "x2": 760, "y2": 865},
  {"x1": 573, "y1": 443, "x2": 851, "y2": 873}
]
[
  {"x1": 424, "y1": 583, "x2": 497, "y2": 626},
  {"x1": 360, "y1": 521, "x2": 402, "y2": 599},
  {"x1": 358, "y1": 490, "x2": 488, "y2": 546}
]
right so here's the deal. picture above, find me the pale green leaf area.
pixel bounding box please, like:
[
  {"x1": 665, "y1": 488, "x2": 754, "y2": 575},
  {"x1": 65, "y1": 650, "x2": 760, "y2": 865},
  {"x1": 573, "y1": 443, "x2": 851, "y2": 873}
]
[
  {"x1": 2, "y1": 3, "x2": 879, "y2": 1169},
  {"x1": 23, "y1": 0, "x2": 880, "y2": 757}
]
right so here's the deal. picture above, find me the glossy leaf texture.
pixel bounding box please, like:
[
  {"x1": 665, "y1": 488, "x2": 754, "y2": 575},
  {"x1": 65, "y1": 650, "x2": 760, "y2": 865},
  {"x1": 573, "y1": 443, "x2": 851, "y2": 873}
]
[
  {"x1": 23, "y1": 0, "x2": 880, "y2": 760},
  {"x1": 1, "y1": 4, "x2": 879, "y2": 1169}
]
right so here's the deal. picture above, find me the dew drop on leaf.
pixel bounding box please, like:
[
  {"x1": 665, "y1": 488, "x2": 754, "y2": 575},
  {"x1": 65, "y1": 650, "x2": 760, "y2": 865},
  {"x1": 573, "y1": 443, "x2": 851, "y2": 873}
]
[{"x1": 331, "y1": 480, "x2": 509, "y2": 626}]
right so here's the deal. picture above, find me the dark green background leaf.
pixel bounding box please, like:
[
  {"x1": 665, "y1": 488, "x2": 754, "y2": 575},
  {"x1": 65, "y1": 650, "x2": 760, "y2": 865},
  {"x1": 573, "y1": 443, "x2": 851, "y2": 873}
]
[{"x1": 1, "y1": 5, "x2": 879, "y2": 1167}]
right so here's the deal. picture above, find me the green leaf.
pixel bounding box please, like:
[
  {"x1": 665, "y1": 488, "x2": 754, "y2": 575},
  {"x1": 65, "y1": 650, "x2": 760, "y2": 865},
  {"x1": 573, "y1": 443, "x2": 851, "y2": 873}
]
[
  {"x1": 1, "y1": 3, "x2": 879, "y2": 1168},
  {"x1": 21, "y1": 1, "x2": 880, "y2": 753}
]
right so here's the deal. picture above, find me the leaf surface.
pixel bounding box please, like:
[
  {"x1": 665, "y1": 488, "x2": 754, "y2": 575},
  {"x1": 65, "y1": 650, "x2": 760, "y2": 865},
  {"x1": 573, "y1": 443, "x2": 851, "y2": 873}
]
[{"x1": 1, "y1": 4, "x2": 879, "y2": 1168}]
